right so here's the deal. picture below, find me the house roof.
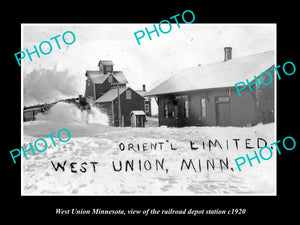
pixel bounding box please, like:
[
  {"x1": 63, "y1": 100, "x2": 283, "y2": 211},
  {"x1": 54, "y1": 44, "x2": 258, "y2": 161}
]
[
  {"x1": 98, "y1": 60, "x2": 114, "y2": 66},
  {"x1": 112, "y1": 71, "x2": 128, "y2": 84},
  {"x1": 135, "y1": 90, "x2": 147, "y2": 97},
  {"x1": 95, "y1": 87, "x2": 128, "y2": 103},
  {"x1": 129, "y1": 110, "x2": 146, "y2": 116},
  {"x1": 86, "y1": 71, "x2": 128, "y2": 84},
  {"x1": 95, "y1": 87, "x2": 145, "y2": 103},
  {"x1": 146, "y1": 50, "x2": 275, "y2": 96}
]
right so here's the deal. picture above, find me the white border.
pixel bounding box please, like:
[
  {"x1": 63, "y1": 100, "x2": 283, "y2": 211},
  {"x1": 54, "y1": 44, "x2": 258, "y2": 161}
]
[{"x1": 21, "y1": 23, "x2": 277, "y2": 196}]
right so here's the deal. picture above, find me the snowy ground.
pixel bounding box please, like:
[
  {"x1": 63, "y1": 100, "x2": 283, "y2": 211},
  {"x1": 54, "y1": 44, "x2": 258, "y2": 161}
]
[{"x1": 22, "y1": 103, "x2": 276, "y2": 195}]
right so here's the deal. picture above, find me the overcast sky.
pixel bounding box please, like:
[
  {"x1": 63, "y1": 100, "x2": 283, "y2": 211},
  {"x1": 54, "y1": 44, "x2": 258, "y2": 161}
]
[{"x1": 22, "y1": 23, "x2": 276, "y2": 106}]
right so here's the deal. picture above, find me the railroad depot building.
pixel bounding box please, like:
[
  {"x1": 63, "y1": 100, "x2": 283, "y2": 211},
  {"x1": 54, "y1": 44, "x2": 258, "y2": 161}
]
[
  {"x1": 146, "y1": 48, "x2": 275, "y2": 127},
  {"x1": 84, "y1": 60, "x2": 148, "y2": 127}
]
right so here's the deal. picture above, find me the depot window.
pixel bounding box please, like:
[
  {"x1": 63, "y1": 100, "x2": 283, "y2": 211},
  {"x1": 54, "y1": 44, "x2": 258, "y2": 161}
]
[
  {"x1": 201, "y1": 98, "x2": 206, "y2": 117},
  {"x1": 164, "y1": 102, "x2": 168, "y2": 118},
  {"x1": 184, "y1": 100, "x2": 189, "y2": 118}
]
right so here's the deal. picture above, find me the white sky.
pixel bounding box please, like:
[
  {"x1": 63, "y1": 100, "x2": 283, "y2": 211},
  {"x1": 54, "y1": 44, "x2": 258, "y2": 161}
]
[{"x1": 22, "y1": 23, "x2": 276, "y2": 106}]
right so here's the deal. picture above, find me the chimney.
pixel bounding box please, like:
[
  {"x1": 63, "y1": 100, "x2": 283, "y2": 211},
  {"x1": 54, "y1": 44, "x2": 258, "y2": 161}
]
[
  {"x1": 224, "y1": 47, "x2": 232, "y2": 61},
  {"x1": 142, "y1": 84, "x2": 146, "y2": 92}
]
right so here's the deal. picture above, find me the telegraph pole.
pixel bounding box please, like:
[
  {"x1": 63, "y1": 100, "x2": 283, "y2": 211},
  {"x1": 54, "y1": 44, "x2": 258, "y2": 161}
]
[
  {"x1": 117, "y1": 82, "x2": 121, "y2": 127},
  {"x1": 112, "y1": 80, "x2": 122, "y2": 127}
]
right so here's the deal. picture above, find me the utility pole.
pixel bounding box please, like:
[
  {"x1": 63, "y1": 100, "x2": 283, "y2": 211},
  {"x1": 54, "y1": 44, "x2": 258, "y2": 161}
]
[
  {"x1": 112, "y1": 79, "x2": 122, "y2": 127},
  {"x1": 117, "y1": 82, "x2": 121, "y2": 127}
]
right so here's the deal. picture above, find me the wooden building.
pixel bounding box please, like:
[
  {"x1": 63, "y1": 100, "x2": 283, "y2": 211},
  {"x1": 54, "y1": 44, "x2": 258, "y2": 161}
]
[
  {"x1": 129, "y1": 110, "x2": 146, "y2": 127},
  {"x1": 85, "y1": 60, "x2": 147, "y2": 127},
  {"x1": 85, "y1": 60, "x2": 128, "y2": 100},
  {"x1": 95, "y1": 86, "x2": 145, "y2": 127},
  {"x1": 146, "y1": 48, "x2": 275, "y2": 127}
]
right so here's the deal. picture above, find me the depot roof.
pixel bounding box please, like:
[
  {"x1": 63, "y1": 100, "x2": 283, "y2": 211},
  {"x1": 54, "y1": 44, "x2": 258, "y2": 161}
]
[{"x1": 146, "y1": 50, "x2": 275, "y2": 96}]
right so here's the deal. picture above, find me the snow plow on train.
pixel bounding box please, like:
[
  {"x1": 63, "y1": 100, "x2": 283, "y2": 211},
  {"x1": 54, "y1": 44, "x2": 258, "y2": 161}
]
[{"x1": 23, "y1": 95, "x2": 91, "y2": 122}]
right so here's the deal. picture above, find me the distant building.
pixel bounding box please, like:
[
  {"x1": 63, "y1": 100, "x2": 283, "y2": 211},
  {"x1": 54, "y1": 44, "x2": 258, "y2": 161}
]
[
  {"x1": 135, "y1": 84, "x2": 152, "y2": 117},
  {"x1": 84, "y1": 60, "x2": 149, "y2": 127},
  {"x1": 85, "y1": 60, "x2": 128, "y2": 100},
  {"x1": 95, "y1": 86, "x2": 145, "y2": 127},
  {"x1": 146, "y1": 48, "x2": 275, "y2": 127}
]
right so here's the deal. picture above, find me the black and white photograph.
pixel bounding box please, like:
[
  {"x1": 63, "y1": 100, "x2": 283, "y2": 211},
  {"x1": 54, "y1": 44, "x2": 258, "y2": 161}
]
[
  {"x1": 4, "y1": 3, "x2": 300, "y2": 220},
  {"x1": 21, "y1": 23, "x2": 277, "y2": 195}
]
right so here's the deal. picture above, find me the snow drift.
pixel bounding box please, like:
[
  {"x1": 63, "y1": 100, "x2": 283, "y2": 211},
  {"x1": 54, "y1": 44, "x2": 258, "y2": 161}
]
[{"x1": 22, "y1": 121, "x2": 276, "y2": 196}]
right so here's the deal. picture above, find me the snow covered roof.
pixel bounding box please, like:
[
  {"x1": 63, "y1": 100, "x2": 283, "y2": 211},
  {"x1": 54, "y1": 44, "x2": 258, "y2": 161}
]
[
  {"x1": 129, "y1": 110, "x2": 146, "y2": 116},
  {"x1": 95, "y1": 87, "x2": 128, "y2": 103},
  {"x1": 112, "y1": 71, "x2": 128, "y2": 84},
  {"x1": 98, "y1": 60, "x2": 114, "y2": 66},
  {"x1": 135, "y1": 90, "x2": 147, "y2": 97},
  {"x1": 95, "y1": 87, "x2": 145, "y2": 103},
  {"x1": 146, "y1": 50, "x2": 275, "y2": 96},
  {"x1": 86, "y1": 71, "x2": 128, "y2": 84}
]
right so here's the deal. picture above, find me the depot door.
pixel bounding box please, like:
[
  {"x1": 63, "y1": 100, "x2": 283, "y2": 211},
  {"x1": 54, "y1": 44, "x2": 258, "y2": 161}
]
[
  {"x1": 174, "y1": 105, "x2": 180, "y2": 127},
  {"x1": 216, "y1": 97, "x2": 231, "y2": 126}
]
